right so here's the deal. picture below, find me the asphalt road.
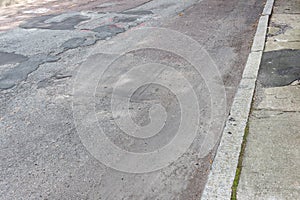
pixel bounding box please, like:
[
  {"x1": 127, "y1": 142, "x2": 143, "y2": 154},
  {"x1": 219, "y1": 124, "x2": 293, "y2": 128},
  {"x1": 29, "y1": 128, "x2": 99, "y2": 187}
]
[{"x1": 0, "y1": 0, "x2": 265, "y2": 199}]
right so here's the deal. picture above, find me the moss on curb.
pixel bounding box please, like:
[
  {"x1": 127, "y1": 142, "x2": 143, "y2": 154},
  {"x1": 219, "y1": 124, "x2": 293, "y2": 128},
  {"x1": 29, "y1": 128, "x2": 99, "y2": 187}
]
[{"x1": 231, "y1": 123, "x2": 250, "y2": 200}]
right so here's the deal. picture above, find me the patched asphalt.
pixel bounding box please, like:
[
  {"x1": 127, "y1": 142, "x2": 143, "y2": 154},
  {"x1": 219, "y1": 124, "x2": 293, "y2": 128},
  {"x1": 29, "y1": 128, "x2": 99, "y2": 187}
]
[
  {"x1": 258, "y1": 49, "x2": 300, "y2": 87},
  {"x1": 20, "y1": 14, "x2": 91, "y2": 30},
  {"x1": 0, "y1": 51, "x2": 28, "y2": 65},
  {"x1": 0, "y1": 54, "x2": 59, "y2": 89}
]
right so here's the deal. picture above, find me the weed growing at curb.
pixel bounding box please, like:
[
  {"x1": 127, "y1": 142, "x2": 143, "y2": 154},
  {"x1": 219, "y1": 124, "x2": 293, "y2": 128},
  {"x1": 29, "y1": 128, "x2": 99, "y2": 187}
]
[{"x1": 231, "y1": 122, "x2": 250, "y2": 200}]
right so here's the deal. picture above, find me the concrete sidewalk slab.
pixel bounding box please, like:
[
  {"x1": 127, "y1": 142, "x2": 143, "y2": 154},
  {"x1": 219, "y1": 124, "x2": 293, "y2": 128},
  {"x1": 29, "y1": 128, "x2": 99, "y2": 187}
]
[
  {"x1": 257, "y1": 86, "x2": 300, "y2": 111},
  {"x1": 237, "y1": 110, "x2": 300, "y2": 200},
  {"x1": 265, "y1": 14, "x2": 300, "y2": 52}
]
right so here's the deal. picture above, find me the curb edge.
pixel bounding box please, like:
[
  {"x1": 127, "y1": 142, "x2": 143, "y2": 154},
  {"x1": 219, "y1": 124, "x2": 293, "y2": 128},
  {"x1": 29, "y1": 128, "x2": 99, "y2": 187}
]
[{"x1": 201, "y1": 0, "x2": 274, "y2": 199}]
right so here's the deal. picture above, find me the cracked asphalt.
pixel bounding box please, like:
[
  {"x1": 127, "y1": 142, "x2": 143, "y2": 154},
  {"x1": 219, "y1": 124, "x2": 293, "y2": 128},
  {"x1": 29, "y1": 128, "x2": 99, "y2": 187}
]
[{"x1": 0, "y1": 0, "x2": 266, "y2": 199}]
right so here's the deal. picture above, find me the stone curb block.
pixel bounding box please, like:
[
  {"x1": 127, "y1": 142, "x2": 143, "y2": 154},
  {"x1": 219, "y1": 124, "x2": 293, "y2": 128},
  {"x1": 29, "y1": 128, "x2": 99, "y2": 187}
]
[
  {"x1": 241, "y1": 51, "x2": 263, "y2": 79},
  {"x1": 251, "y1": 15, "x2": 269, "y2": 52},
  {"x1": 262, "y1": 0, "x2": 274, "y2": 16}
]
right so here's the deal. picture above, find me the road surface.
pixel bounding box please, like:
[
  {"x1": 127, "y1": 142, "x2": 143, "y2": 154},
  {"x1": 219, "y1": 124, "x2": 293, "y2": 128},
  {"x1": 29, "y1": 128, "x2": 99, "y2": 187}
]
[{"x1": 0, "y1": 0, "x2": 265, "y2": 199}]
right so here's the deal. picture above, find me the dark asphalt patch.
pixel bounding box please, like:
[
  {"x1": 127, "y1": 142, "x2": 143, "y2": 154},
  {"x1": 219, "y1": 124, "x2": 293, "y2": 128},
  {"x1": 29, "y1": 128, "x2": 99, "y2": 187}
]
[
  {"x1": 92, "y1": 25, "x2": 125, "y2": 39},
  {"x1": 20, "y1": 14, "x2": 90, "y2": 30},
  {"x1": 62, "y1": 37, "x2": 87, "y2": 49},
  {"x1": 0, "y1": 52, "x2": 28, "y2": 65},
  {"x1": 258, "y1": 49, "x2": 300, "y2": 87},
  {"x1": 61, "y1": 36, "x2": 98, "y2": 50},
  {"x1": 113, "y1": 16, "x2": 138, "y2": 23},
  {"x1": 61, "y1": 25, "x2": 125, "y2": 50},
  {"x1": 0, "y1": 54, "x2": 59, "y2": 89},
  {"x1": 121, "y1": 10, "x2": 153, "y2": 15}
]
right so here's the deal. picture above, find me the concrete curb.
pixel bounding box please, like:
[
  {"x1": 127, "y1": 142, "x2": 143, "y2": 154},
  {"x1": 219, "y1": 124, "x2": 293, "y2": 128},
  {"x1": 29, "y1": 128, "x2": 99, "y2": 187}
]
[
  {"x1": 251, "y1": 15, "x2": 269, "y2": 52},
  {"x1": 262, "y1": 0, "x2": 274, "y2": 15},
  {"x1": 201, "y1": 0, "x2": 274, "y2": 199}
]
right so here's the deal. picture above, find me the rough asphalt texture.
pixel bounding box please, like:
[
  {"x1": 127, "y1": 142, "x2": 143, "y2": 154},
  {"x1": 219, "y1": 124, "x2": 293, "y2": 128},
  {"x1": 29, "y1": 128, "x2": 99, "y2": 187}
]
[
  {"x1": 237, "y1": 0, "x2": 300, "y2": 199},
  {"x1": 0, "y1": 0, "x2": 265, "y2": 199}
]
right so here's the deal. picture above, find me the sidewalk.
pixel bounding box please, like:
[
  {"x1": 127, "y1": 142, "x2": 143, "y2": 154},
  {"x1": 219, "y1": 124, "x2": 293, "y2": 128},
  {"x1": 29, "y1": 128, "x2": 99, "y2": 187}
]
[{"x1": 237, "y1": 0, "x2": 300, "y2": 199}]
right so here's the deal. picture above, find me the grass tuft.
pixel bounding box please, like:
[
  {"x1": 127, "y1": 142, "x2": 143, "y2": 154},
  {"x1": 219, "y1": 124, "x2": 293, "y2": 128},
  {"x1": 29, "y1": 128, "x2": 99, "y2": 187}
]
[{"x1": 231, "y1": 123, "x2": 250, "y2": 200}]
